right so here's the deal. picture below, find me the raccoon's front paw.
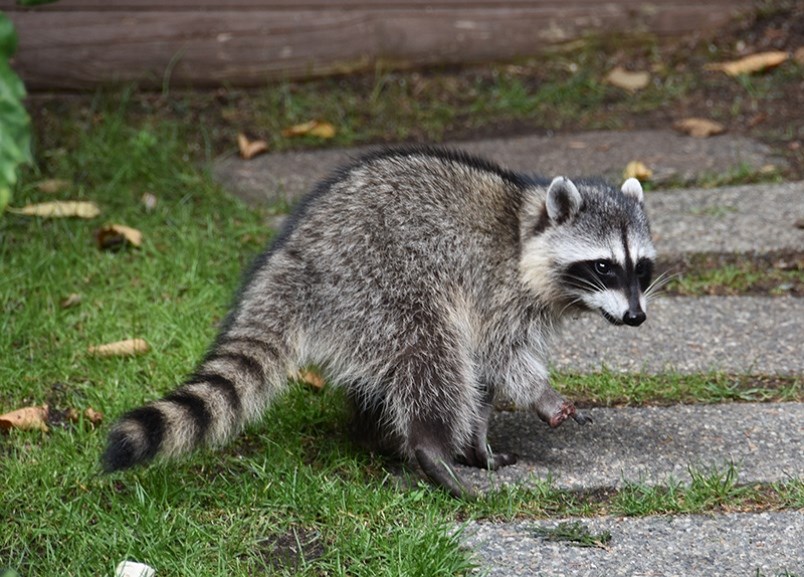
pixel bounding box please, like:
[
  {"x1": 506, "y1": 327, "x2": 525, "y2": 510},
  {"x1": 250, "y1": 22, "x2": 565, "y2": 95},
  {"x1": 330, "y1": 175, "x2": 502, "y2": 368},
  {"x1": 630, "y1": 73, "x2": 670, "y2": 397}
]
[{"x1": 547, "y1": 401, "x2": 577, "y2": 428}]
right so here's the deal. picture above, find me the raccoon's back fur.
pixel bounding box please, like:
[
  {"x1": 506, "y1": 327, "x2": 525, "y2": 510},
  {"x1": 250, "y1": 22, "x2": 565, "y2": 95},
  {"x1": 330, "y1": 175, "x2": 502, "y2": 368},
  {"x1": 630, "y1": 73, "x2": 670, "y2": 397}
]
[{"x1": 103, "y1": 146, "x2": 656, "y2": 497}]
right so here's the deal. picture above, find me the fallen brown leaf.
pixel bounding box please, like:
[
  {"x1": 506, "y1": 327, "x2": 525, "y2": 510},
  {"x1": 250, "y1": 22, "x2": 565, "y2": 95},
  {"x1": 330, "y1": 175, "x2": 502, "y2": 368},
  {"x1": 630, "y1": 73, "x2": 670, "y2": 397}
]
[
  {"x1": 88, "y1": 338, "x2": 150, "y2": 358},
  {"x1": 604, "y1": 66, "x2": 650, "y2": 92},
  {"x1": 60, "y1": 293, "x2": 82, "y2": 309},
  {"x1": 237, "y1": 133, "x2": 269, "y2": 160},
  {"x1": 8, "y1": 201, "x2": 100, "y2": 219},
  {"x1": 293, "y1": 368, "x2": 326, "y2": 391},
  {"x1": 282, "y1": 120, "x2": 337, "y2": 139},
  {"x1": 84, "y1": 407, "x2": 104, "y2": 425},
  {"x1": 0, "y1": 405, "x2": 49, "y2": 432},
  {"x1": 96, "y1": 224, "x2": 143, "y2": 250},
  {"x1": 705, "y1": 51, "x2": 788, "y2": 76},
  {"x1": 623, "y1": 161, "x2": 652, "y2": 181},
  {"x1": 795, "y1": 47, "x2": 804, "y2": 66},
  {"x1": 36, "y1": 179, "x2": 71, "y2": 194},
  {"x1": 674, "y1": 117, "x2": 726, "y2": 138}
]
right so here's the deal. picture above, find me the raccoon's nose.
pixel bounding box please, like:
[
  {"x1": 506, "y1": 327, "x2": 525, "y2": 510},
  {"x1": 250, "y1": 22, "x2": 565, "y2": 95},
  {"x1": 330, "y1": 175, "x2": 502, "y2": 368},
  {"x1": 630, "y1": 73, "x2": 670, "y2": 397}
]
[{"x1": 623, "y1": 310, "x2": 646, "y2": 326}]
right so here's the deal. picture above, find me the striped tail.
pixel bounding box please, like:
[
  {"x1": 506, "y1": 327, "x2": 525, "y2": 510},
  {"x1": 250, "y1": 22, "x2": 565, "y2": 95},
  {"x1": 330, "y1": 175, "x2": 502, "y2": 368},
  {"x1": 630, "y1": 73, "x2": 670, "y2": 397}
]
[{"x1": 102, "y1": 329, "x2": 291, "y2": 472}]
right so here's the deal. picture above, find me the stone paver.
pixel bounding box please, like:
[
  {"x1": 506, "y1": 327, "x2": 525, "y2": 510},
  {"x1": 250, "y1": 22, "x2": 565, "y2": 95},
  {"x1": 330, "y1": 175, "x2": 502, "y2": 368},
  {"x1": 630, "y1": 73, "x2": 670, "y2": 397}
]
[
  {"x1": 463, "y1": 512, "x2": 804, "y2": 577},
  {"x1": 648, "y1": 181, "x2": 804, "y2": 255},
  {"x1": 213, "y1": 130, "x2": 785, "y2": 205},
  {"x1": 460, "y1": 403, "x2": 803, "y2": 492},
  {"x1": 553, "y1": 296, "x2": 804, "y2": 375}
]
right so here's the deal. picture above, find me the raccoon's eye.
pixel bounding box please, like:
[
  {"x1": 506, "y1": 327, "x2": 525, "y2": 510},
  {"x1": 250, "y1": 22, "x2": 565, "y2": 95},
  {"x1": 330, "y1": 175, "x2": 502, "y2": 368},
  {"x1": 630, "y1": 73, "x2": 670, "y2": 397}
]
[
  {"x1": 594, "y1": 261, "x2": 613, "y2": 276},
  {"x1": 635, "y1": 259, "x2": 652, "y2": 279}
]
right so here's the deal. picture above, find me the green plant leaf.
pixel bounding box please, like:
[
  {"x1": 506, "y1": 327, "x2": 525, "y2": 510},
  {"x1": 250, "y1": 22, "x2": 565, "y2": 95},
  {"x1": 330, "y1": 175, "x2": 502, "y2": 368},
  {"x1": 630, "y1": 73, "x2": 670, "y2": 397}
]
[
  {"x1": 0, "y1": 17, "x2": 32, "y2": 212},
  {"x1": 0, "y1": 12, "x2": 18, "y2": 59}
]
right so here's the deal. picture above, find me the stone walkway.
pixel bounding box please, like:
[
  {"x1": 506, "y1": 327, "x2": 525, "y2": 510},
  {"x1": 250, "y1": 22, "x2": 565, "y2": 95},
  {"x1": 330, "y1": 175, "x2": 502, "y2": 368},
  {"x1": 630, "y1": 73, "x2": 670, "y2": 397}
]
[
  {"x1": 213, "y1": 131, "x2": 803, "y2": 577},
  {"x1": 212, "y1": 129, "x2": 786, "y2": 205},
  {"x1": 464, "y1": 512, "x2": 804, "y2": 577}
]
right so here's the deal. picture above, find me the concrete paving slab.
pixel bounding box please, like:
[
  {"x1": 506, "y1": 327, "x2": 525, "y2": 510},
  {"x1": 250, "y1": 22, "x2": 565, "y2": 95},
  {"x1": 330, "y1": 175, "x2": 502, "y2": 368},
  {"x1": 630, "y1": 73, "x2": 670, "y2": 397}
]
[
  {"x1": 648, "y1": 181, "x2": 804, "y2": 255},
  {"x1": 213, "y1": 130, "x2": 784, "y2": 205},
  {"x1": 459, "y1": 402, "x2": 803, "y2": 492},
  {"x1": 463, "y1": 511, "x2": 804, "y2": 577},
  {"x1": 553, "y1": 296, "x2": 803, "y2": 375}
]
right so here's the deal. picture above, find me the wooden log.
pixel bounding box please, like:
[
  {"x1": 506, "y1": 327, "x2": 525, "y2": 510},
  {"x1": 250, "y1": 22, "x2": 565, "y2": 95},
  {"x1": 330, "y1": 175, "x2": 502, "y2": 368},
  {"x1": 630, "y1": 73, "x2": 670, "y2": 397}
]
[{"x1": 3, "y1": 1, "x2": 753, "y2": 90}]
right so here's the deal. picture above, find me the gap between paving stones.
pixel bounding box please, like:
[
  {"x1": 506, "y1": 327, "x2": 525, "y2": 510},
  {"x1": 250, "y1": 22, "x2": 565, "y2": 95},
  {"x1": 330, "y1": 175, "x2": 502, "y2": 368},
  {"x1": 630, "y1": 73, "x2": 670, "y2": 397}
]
[
  {"x1": 462, "y1": 511, "x2": 804, "y2": 577},
  {"x1": 213, "y1": 130, "x2": 785, "y2": 206}
]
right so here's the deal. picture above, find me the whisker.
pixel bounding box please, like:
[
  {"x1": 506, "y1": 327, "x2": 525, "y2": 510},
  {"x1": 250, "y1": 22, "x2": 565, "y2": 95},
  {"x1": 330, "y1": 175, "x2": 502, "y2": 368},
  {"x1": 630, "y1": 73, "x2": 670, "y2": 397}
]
[{"x1": 645, "y1": 269, "x2": 678, "y2": 300}]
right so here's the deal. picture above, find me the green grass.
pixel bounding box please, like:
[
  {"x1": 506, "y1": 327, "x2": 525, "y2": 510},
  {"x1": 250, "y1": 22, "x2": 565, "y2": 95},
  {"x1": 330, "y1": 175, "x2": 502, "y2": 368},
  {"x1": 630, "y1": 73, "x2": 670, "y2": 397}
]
[
  {"x1": 3, "y1": 89, "x2": 802, "y2": 575},
  {"x1": 556, "y1": 371, "x2": 802, "y2": 407},
  {"x1": 532, "y1": 521, "x2": 612, "y2": 548}
]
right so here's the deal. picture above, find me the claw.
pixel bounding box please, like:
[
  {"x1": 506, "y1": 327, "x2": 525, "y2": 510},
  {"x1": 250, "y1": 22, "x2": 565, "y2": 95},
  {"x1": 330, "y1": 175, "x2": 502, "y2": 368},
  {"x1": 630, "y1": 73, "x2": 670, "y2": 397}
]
[{"x1": 572, "y1": 411, "x2": 592, "y2": 426}]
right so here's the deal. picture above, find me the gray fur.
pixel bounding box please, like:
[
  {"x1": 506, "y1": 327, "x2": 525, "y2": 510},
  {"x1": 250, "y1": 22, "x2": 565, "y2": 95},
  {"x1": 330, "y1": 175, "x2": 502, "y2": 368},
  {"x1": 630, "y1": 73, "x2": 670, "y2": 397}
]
[{"x1": 102, "y1": 146, "x2": 656, "y2": 498}]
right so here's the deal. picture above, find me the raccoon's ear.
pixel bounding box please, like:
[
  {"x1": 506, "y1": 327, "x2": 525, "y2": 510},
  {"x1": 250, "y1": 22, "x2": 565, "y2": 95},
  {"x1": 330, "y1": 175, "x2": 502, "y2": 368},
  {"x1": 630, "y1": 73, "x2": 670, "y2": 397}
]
[
  {"x1": 546, "y1": 176, "x2": 582, "y2": 224},
  {"x1": 621, "y1": 178, "x2": 644, "y2": 203}
]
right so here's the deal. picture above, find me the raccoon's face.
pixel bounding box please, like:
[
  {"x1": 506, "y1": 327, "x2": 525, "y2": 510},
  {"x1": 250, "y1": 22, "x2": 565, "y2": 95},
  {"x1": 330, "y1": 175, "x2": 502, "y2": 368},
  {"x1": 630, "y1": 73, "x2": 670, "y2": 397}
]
[{"x1": 521, "y1": 176, "x2": 656, "y2": 326}]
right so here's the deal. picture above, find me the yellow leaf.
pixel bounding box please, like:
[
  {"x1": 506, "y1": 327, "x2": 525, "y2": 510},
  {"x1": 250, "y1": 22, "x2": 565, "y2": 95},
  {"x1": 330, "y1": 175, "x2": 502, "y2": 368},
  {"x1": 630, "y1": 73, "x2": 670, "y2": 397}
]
[
  {"x1": 623, "y1": 161, "x2": 652, "y2": 181},
  {"x1": 0, "y1": 405, "x2": 49, "y2": 432},
  {"x1": 8, "y1": 201, "x2": 100, "y2": 219},
  {"x1": 674, "y1": 118, "x2": 726, "y2": 138},
  {"x1": 705, "y1": 51, "x2": 788, "y2": 76},
  {"x1": 88, "y1": 338, "x2": 150, "y2": 358},
  {"x1": 237, "y1": 133, "x2": 268, "y2": 160},
  {"x1": 282, "y1": 120, "x2": 318, "y2": 137},
  {"x1": 96, "y1": 224, "x2": 143, "y2": 250},
  {"x1": 604, "y1": 66, "x2": 650, "y2": 92},
  {"x1": 308, "y1": 122, "x2": 336, "y2": 139},
  {"x1": 36, "y1": 179, "x2": 71, "y2": 194},
  {"x1": 282, "y1": 120, "x2": 337, "y2": 139}
]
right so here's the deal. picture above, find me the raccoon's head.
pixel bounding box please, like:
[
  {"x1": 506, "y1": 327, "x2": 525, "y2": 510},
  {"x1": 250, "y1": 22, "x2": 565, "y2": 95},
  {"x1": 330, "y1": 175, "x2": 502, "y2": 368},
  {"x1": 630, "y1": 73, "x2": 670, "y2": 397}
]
[{"x1": 520, "y1": 176, "x2": 656, "y2": 327}]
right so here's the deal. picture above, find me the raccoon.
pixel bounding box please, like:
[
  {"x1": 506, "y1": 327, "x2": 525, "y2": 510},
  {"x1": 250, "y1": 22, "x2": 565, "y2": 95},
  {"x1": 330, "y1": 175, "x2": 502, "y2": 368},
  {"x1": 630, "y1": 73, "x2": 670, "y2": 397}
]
[{"x1": 102, "y1": 146, "x2": 656, "y2": 498}]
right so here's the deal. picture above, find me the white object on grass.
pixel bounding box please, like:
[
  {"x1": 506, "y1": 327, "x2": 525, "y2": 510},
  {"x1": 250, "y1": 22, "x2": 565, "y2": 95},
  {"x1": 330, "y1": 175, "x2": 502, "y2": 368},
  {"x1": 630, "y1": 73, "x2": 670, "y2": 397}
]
[{"x1": 115, "y1": 561, "x2": 155, "y2": 577}]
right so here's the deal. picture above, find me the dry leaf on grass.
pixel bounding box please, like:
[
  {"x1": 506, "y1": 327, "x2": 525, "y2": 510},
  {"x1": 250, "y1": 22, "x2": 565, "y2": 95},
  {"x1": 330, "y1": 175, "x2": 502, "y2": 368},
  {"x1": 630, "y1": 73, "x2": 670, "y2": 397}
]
[
  {"x1": 36, "y1": 179, "x2": 71, "y2": 194},
  {"x1": 623, "y1": 161, "x2": 652, "y2": 181},
  {"x1": 60, "y1": 293, "x2": 82, "y2": 309},
  {"x1": 282, "y1": 120, "x2": 337, "y2": 139},
  {"x1": 88, "y1": 338, "x2": 150, "y2": 358},
  {"x1": 8, "y1": 201, "x2": 100, "y2": 219},
  {"x1": 292, "y1": 368, "x2": 326, "y2": 391},
  {"x1": 141, "y1": 192, "x2": 158, "y2": 212},
  {"x1": 237, "y1": 133, "x2": 269, "y2": 160},
  {"x1": 0, "y1": 405, "x2": 49, "y2": 432},
  {"x1": 604, "y1": 66, "x2": 650, "y2": 92},
  {"x1": 705, "y1": 51, "x2": 788, "y2": 76},
  {"x1": 96, "y1": 224, "x2": 143, "y2": 250},
  {"x1": 84, "y1": 407, "x2": 104, "y2": 425},
  {"x1": 795, "y1": 47, "x2": 804, "y2": 65},
  {"x1": 674, "y1": 118, "x2": 726, "y2": 138},
  {"x1": 66, "y1": 407, "x2": 104, "y2": 426}
]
